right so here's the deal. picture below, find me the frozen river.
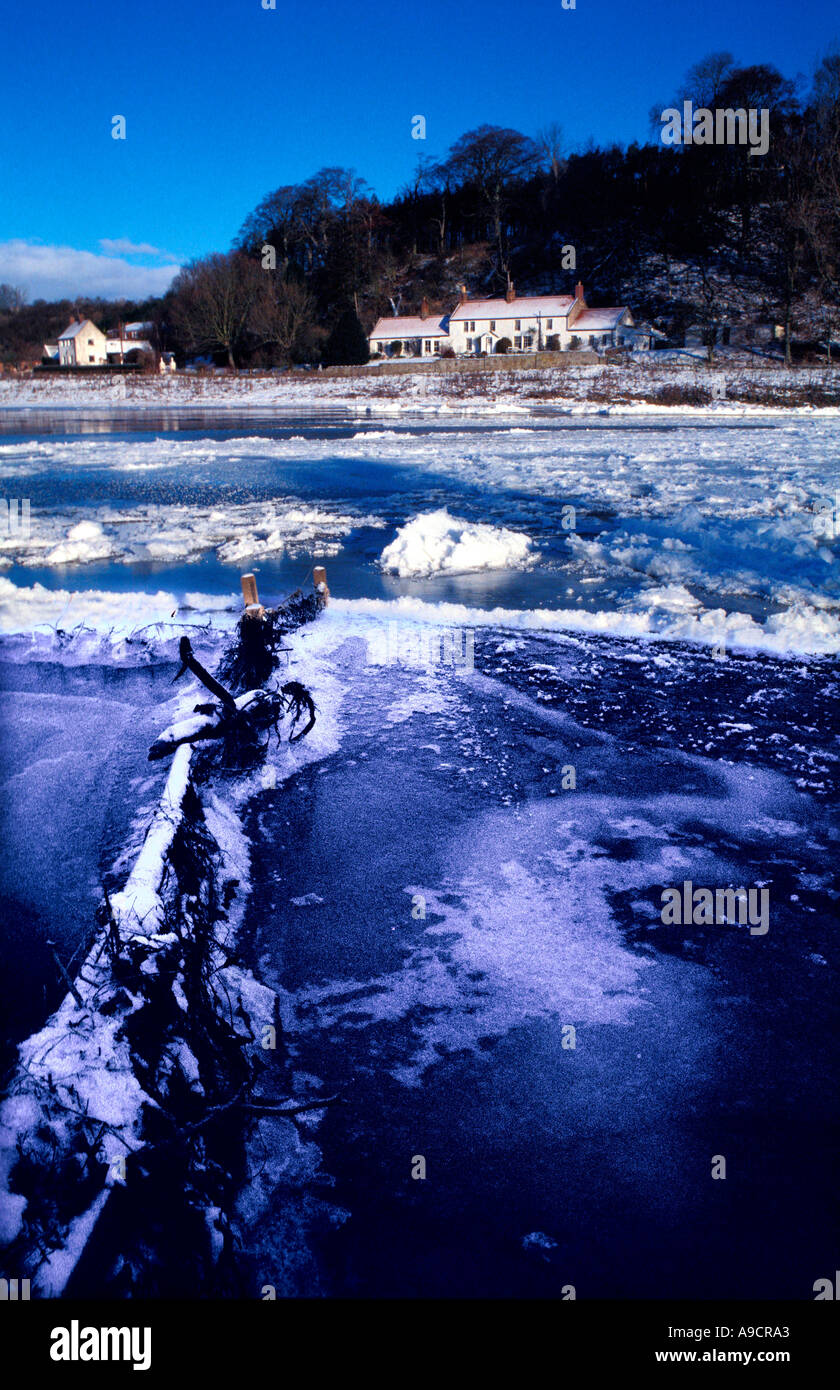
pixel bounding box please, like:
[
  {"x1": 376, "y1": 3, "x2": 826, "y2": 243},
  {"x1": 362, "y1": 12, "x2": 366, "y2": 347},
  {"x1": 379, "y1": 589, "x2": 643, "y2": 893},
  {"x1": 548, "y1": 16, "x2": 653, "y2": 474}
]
[
  {"x1": 1, "y1": 409, "x2": 838, "y2": 650},
  {"x1": 0, "y1": 408, "x2": 837, "y2": 1297},
  {"x1": 234, "y1": 611, "x2": 837, "y2": 1298}
]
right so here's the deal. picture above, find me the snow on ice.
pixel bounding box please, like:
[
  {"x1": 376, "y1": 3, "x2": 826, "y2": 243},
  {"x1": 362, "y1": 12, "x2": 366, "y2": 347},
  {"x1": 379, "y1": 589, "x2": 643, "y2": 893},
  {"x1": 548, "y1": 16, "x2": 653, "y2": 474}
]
[{"x1": 380, "y1": 508, "x2": 536, "y2": 577}]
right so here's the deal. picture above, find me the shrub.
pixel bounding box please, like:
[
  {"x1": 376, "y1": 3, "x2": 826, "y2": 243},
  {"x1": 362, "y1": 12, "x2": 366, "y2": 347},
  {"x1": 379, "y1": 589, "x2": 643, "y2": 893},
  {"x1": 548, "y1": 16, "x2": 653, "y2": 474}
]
[
  {"x1": 654, "y1": 383, "x2": 712, "y2": 406},
  {"x1": 547, "y1": 335, "x2": 561, "y2": 351},
  {"x1": 495, "y1": 337, "x2": 511, "y2": 354}
]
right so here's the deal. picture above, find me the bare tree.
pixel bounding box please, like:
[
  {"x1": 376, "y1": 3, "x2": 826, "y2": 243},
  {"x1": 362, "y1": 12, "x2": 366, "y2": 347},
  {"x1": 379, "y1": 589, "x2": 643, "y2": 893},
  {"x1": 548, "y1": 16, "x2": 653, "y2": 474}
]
[
  {"x1": 762, "y1": 109, "x2": 822, "y2": 366},
  {"x1": 415, "y1": 158, "x2": 451, "y2": 254},
  {"x1": 440, "y1": 125, "x2": 540, "y2": 269},
  {"x1": 537, "y1": 122, "x2": 565, "y2": 182},
  {"x1": 682, "y1": 51, "x2": 736, "y2": 108},
  {"x1": 0, "y1": 284, "x2": 26, "y2": 312},
  {"x1": 170, "y1": 252, "x2": 264, "y2": 368},
  {"x1": 236, "y1": 184, "x2": 298, "y2": 268},
  {"x1": 650, "y1": 51, "x2": 736, "y2": 135},
  {"x1": 252, "y1": 278, "x2": 315, "y2": 363}
]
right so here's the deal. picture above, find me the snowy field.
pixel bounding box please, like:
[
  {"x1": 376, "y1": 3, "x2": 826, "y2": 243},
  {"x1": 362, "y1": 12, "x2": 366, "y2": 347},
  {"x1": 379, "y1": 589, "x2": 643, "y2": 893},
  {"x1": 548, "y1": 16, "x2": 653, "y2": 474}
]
[{"x1": 0, "y1": 404, "x2": 837, "y2": 1297}]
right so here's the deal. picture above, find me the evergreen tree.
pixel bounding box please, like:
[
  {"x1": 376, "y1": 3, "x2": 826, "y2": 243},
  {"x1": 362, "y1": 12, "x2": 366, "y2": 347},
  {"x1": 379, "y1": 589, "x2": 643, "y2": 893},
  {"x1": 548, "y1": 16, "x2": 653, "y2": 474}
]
[{"x1": 323, "y1": 308, "x2": 369, "y2": 365}]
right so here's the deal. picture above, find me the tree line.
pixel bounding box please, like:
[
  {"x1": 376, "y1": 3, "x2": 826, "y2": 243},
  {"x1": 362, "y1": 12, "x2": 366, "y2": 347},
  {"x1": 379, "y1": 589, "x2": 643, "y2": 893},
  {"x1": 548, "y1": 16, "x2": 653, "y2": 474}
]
[{"x1": 2, "y1": 48, "x2": 839, "y2": 367}]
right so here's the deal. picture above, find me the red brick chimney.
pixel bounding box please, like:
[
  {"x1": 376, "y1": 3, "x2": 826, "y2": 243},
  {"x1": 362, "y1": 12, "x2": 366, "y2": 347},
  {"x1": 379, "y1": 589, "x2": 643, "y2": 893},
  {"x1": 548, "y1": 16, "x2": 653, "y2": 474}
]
[
  {"x1": 420, "y1": 297, "x2": 430, "y2": 320},
  {"x1": 575, "y1": 281, "x2": 585, "y2": 301},
  {"x1": 505, "y1": 281, "x2": 516, "y2": 303},
  {"x1": 458, "y1": 285, "x2": 467, "y2": 305}
]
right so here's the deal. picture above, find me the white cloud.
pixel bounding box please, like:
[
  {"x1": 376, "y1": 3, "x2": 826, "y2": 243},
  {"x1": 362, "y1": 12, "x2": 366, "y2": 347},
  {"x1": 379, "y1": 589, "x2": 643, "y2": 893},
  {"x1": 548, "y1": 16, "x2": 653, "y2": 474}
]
[
  {"x1": 98, "y1": 238, "x2": 179, "y2": 262},
  {"x1": 0, "y1": 240, "x2": 181, "y2": 301}
]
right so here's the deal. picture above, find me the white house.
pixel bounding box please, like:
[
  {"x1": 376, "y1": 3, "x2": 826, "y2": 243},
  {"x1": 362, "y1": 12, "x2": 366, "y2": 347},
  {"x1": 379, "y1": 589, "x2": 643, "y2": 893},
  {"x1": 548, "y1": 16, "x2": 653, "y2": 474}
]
[
  {"x1": 369, "y1": 300, "x2": 450, "y2": 358},
  {"x1": 105, "y1": 333, "x2": 154, "y2": 362},
  {"x1": 448, "y1": 282, "x2": 643, "y2": 353},
  {"x1": 58, "y1": 319, "x2": 108, "y2": 366},
  {"x1": 56, "y1": 318, "x2": 157, "y2": 367},
  {"x1": 369, "y1": 283, "x2": 650, "y2": 360},
  {"x1": 570, "y1": 306, "x2": 637, "y2": 349},
  {"x1": 124, "y1": 321, "x2": 154, "y2": 340},
  {"x1": 449, "y1": 286, "x2": 575, "y2": 353}
]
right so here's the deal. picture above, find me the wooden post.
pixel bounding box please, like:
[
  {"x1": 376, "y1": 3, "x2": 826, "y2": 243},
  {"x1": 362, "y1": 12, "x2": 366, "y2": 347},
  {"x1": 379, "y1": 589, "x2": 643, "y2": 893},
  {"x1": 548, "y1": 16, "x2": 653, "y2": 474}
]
[
  {"x1": 313, "y1": 566, "x2": 329, "y2": 604},
  {"x1": 240, "y1": 572, "x2": 265, "y2": 619}
]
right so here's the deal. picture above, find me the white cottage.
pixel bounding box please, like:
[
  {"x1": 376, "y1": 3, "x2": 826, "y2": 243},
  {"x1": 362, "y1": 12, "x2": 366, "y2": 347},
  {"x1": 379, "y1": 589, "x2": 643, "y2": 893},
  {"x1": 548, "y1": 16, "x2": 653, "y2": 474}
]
[
  {"x1": 369, "y1": 283, "x2": 648, "y2": 360},
  {"x1": 449, "y1": 285, "x2": 577, "y2": 353},
  {"x1": 570, "y1": 306, "x2": 636, "y2": 349},
  {"x1": 58, "y1": 319, "x2": 109, "y2": 366},
  {"x1": 368, "y1": 300, "x2": 450, "y2": 358},
  {"x1": 448, "y1": 282, "x2": 641, "y2": 353},
  {"x1": 453, "y1": 282, "x2": 642, "y2": 353}
]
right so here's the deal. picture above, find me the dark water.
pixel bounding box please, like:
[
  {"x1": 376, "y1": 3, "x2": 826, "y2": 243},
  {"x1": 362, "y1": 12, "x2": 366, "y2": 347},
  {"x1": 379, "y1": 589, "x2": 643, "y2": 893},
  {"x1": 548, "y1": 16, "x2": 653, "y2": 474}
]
[{"x1": 240, "y1": 629, "x2": 839, "y2": 1299}]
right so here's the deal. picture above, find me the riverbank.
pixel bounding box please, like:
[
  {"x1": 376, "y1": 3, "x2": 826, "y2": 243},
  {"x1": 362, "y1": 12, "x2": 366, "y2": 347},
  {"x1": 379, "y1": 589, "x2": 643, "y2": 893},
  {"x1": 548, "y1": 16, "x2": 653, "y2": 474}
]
[{"x1": 2, "y1": 360, "x2": 840, "y2": 414}]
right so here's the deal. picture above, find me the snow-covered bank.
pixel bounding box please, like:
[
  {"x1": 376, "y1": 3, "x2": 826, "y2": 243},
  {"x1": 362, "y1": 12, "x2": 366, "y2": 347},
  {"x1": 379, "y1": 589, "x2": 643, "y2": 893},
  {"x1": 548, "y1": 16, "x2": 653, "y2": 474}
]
[
  {"x1": 1, "y1": 577, "x2": 836, "y2": 658},
  {"x1": 327, "y1": 593, "x2": 840, "y2": 658},
  {"x1": 0, "y1": 575, "x2": 238, "y2": 636},
  {"x1": 1, "y1": 569, "x2": 836, "y2": 1296},
  {"x1": 0, "y1": 733, "x2": 271, "y2": 1293},
  {"x1": 2, "y1": 361, "x2": 840, "y2": 415},
  {"x1": 0, "y1": 608, "x2": 344, "y2": 1296}
]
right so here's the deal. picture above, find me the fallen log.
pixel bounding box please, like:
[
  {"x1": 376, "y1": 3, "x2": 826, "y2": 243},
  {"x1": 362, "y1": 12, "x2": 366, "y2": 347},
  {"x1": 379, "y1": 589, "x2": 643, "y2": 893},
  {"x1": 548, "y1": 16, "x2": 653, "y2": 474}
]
[
  {"x1": 149, "y1": 640, "x2": 316, "y2": 760},
  {"x1": 172, "y1": 635, "x2": 236, "y2": 710},
  {"x1": 219, "y1": 578, "x2": 326, "y2": 691}
]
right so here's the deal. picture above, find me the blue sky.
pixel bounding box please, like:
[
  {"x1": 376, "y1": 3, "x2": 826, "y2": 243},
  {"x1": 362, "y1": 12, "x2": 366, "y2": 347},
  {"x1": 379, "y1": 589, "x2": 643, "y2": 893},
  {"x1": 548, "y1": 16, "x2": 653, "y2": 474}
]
[{"x1": 0, "y1": 0, "x2": 836, "y2": 300}]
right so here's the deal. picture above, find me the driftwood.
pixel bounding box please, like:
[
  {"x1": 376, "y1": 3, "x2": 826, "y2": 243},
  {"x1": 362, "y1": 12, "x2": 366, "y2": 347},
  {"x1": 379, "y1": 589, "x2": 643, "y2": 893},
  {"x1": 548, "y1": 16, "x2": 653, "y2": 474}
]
[
  {"x1": 0, "y1": 581, "x2": 326, "y2": 1297},
  {"x1": 220, "y1": 588, "x2": 324, "y2": 691},
  {"x1": 173, "y1": 637, "x2": 236, "y2": 709},
  {"x1": 148, "y1": 638, "x2": 315, "y2": 761}
]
